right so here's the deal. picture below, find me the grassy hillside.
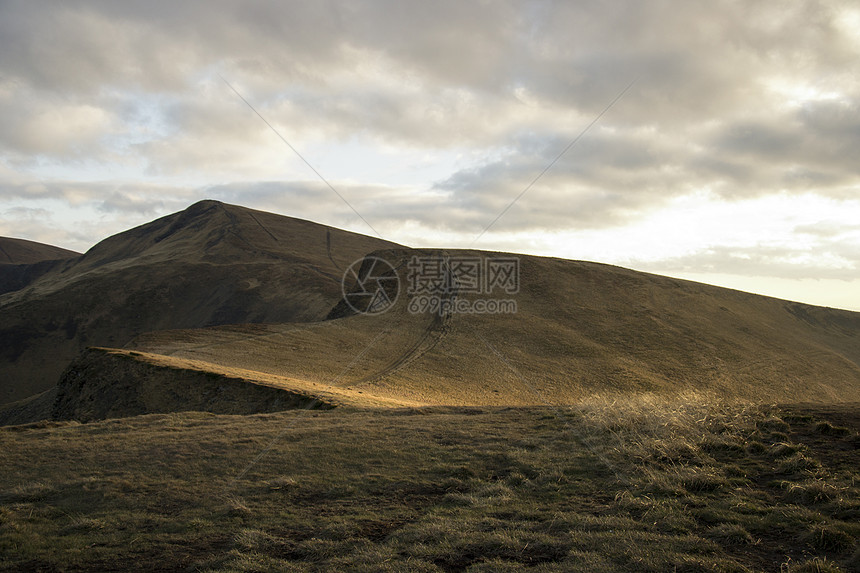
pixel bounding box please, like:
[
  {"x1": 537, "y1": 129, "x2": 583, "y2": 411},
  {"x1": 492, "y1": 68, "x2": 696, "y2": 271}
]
[
  {"x1": 2, "y1": 397, "x2": 858, "y2": 572},
  {"x1": 2, "y1": 202, "x2": 858, "y2": 422},
  {"x1": 0, "y1": 237, "x2": 81, "y2": 297},
  {"x1": 0, "y1": 201, "x2": 399, "y2": 404},
  {"x1": 2, "y1": 200, "x2": 859, "y2": 421},
  {"x1": 0, "y1": 237, "x2": 79, "y2": 265},
  {"x1": 124, "y1": 249, "x2": 860, "y2": 411}
]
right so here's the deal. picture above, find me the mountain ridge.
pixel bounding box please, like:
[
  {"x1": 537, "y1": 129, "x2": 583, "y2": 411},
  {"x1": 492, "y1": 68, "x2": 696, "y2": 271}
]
[
  {"x1": 0, "y1": 200, "x2": 400, "y2": 404},
  {"x1": 0, "y1": 237, "x2": 82, "y2": 296},
  {"x1": 0, "y1": 236, "x2": 80, "y2": 265},
  {"x1": 2, "y1": 200, "x2": 859, "y2": 420}
]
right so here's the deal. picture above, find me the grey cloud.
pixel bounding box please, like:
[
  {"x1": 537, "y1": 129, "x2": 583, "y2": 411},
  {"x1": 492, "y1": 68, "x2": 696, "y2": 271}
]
[
  {"x1": 204, "y1": 181, "x2": 332, "y2": 214},
  {"x1": 1, "y1": 206, "x2": 53, "y2": 224},
  {"x1": 0, "y1": 84, "x2": 118, "y2": 158},
  {"x1": 0, "y1": 1, "x2": 346, "y2": 93},
  {"x1": 641, "y1": 244, "x2": 858, "y2": 281},
  {"x1": 3, "y1": 0, "x2": 858, "y2": 162},
  {"x1": 695, "y1": 98, "x2": 860, "y2": 197},
  {"x1": 0, "y1": 205, "x2": 101, "y2": 251},
  {"x1": 202, "y1": 179, "x2": 468, "y2": 237},
  {"x1": 0, "y1": 0, "x2": 859, "y2": 287},
  {"x1": 0, "y1": 180, "x2": 196, "y2": 216},
  {"x1": 0, "y1": 1, "x2": 849, "y2": 122},
  {"x1": 432, "y1": 128, "x2": 700, "y2": 232},
  {"x1": 793, "y1": 221, "x2": 860, "y2": 238}
]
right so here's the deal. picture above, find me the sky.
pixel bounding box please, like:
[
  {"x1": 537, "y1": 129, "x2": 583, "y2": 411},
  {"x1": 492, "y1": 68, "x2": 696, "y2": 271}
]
[{"x1": 1, "y1": 0, "x2": 859, "y2": 311}]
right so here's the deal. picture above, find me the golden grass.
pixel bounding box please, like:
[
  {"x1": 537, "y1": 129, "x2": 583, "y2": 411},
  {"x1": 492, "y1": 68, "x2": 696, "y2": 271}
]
[
  {"x1": 99, "y1": 347, "x2": 424, "y2": 409},
  {"x1": 125, "y1": 250, "x2": 860, "y2": 413}
]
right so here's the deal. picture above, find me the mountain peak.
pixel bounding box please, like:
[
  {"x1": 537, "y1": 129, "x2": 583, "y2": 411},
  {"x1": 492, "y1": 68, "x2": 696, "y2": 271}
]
[{"x1": 0, "y1": 201, "x2": 400, "y2": 404}]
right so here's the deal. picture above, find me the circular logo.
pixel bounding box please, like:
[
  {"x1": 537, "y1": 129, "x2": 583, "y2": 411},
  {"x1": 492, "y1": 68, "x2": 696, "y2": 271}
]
[{"x1": 341, "y1": 256, "x2": 400, "y2": 315}]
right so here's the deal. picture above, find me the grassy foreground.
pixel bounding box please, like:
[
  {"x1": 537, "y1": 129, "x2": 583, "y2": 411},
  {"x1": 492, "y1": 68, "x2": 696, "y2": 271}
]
[{"x1": 1, "y1": 396, "x2": 859, "y2": 572}]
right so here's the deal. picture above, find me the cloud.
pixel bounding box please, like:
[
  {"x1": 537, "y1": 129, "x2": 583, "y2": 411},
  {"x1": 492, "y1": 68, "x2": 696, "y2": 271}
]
[
  {"x1": 1, "y1": 0, "x2": 859, "y2": 308},
  {"x1": 0, "y1": 179, "x2": 194, "y2": 211},
  {"x1": 0, "y1": 80, "x2": 119, "y2": 159},
  {"x1": 641, "y1": 244, "x2": 858, "y2": 281}
]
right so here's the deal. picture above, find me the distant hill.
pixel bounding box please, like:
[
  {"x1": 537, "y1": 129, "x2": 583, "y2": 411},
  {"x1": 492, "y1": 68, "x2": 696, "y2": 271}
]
[
  {"x1": 0, "y1": 237, "x2": 81, "y2": 296},
  {"x1": 0, "y1": 236, "x2": 79, "y2": 265},
  {"x1": 0, "y1": 200, "x2": 399, "y2": 404}
]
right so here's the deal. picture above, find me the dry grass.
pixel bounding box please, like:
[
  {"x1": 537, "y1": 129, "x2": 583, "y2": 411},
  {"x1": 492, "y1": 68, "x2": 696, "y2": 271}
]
[
  {"x1": 124, "y1": 248, "x2": 860, "y2": 412},
  {"x1": 1, "y1": 396, "x2": 858, "y2": 571}
]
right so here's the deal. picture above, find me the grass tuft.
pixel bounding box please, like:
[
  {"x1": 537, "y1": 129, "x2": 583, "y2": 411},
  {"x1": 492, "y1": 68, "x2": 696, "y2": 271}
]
[
  {"x1": 781, "y1": 479, "x2": 843, "y2": 504},
  {"x1": 777, "y1": 452, "x2": 822, "y2": 475},
  {"x1": 814, "y1": 422, "x2": 850, "y2": 437},
  {"x1": 706, "y1": 523, "x2": 755, "y2": 545},
  {"x1": 783, "y1": 556, "x2": 846, "y2": 572},
  {"x1": 800, "y1": 523, "x2": 855, "y2": 552}
]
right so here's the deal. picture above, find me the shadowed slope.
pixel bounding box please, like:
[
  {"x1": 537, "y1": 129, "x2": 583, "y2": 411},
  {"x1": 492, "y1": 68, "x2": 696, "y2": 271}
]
[
  {"x1": 0, "y1": 238, "x2": 81, "y2": 296},
  {"x1": 0, "y1": 237, "x2": 79, "y2": 265},
  {"x1": 0, "y1": 200, "x2": 399, "y2": 404}
]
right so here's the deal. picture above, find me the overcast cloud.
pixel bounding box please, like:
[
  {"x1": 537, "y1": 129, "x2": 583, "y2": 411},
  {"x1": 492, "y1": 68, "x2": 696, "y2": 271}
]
[{"x1": 0, "y1": 0, "x2": 858, "y2": 309}]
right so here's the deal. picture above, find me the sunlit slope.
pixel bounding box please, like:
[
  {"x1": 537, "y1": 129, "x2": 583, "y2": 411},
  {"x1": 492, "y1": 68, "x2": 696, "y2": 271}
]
[
  {"x1": 130, "y1": 250, "x2": 860, "y2": 406},
  {"x1": 0, "y1": 200, "x2": 399, "y2": 404}
]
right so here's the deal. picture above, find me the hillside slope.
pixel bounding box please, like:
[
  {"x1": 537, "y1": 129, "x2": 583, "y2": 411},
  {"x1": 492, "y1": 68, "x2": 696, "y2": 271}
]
[
  {"x1": 0, "y1": 200, "x2": 399, "y2": 404},
  {"x1": 0, "y1": 236, "x2": 79, "y2": 265},
  {"x1": 125, "y1": 249, "x2": 860, "y2": 409},
  {"x1": 0, "y1": 237, "x2": 81, "y2": 296},
  {"x1": 4, "y1": 204, "x2": 860, "y2": 421}
]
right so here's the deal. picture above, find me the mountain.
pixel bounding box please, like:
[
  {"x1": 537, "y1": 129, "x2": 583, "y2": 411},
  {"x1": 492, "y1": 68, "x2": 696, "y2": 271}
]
[
  {"x1": 2, "y1": 201, "x2": 860, "y2": 424},
  {"x1": 0, "y1": 237, "x2": 81, "y2": 295},
  {"x1": 0, "y1": 200, "x2": 399, "y2": 405},
  {"x1": 0, "y1": 237, "x2": 80, "y2": 265}
]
